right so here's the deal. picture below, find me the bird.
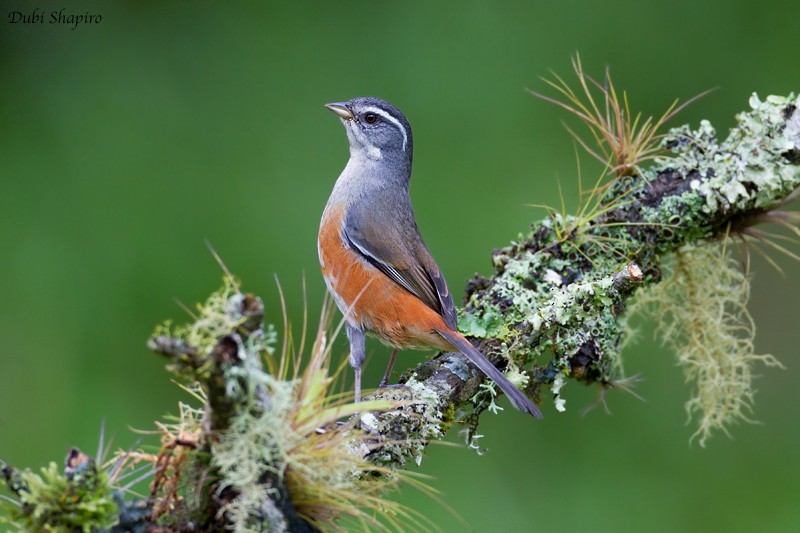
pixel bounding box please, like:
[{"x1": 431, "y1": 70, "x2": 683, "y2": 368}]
[{"x1": 318, "y1": 97, "x2": 542, "y2": 418}]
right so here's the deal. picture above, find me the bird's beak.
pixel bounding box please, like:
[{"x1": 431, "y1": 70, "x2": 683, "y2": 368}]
[{"x1": 325, "y1": 102, "x2": 353, "y2": 120}]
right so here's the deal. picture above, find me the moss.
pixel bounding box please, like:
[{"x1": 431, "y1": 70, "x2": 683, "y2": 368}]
[
  {"x1": 150, "y1": 277, "x2": 277, "y2": 383},
  {"x1": 2, "y1": 460, "x2": 118, "y2": 532},
  {"x1": 440, "y1": 400, "x2": 457, "y2": 431}
]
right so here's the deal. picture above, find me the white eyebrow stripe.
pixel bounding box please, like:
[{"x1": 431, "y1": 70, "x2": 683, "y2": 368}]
[{"x1": 362, "y1": 106, "x2": 408, "y2": 152}]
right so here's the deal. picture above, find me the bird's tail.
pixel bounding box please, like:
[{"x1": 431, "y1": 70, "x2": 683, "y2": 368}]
[{"x1": 436, "y1": 327, "x2": 542, "y2": 419}]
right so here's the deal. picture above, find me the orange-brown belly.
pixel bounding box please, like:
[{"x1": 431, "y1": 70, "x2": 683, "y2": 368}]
[{"x1": 318, "y1": 204, "x2": 450, "y2": 351}]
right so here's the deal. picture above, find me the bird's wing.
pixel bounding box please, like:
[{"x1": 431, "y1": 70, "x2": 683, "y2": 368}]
[
  {"x1": 414, "y1": 245, "x2": 458, "y2": 330},
  {"x1": 343, "y1": 207, "x2": 458, "y2": 329}
]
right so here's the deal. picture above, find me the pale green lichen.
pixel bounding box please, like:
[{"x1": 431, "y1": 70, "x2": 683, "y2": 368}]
[
  {"x1": 471, "y1": 381, "x2": 503, "y2": 414},
  {"x1": 530, "y1": 274, "x2": 615, "y2": 330},
  {"x1": 462, "y1": 227, "x2": 634, "y2": 411},
  {"x1": 364, "y1": 378, "x2": 446, "y2": 468},
  {"x1": 663, "y1": 93, "x2": 800, "y2": 215},
  {"x1": 630, "y1": 244, "x2": 784, "y2": 446},
  {"x1": 465, "y1": 433, "x2": 486, "y2": 455},
  {"x1": 490, "y1": 251, "x2": 626, "y2": 367},
  {"x1": 212, "y1": 365, "x2": 297, "y2": 532},
  {"x1": 503, "y1": 362, "x2": 530, "y2": 390},
  {"x1": 551, "y1": 373, "x2": 567, "y2": 413}
]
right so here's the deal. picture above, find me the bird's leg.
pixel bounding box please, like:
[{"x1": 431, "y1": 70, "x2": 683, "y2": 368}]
[
  {"x1": 346, "y1": 324, "x2": 366, "y2": 403},
  {"x1": 379, "y1": 348, "x2": 398, "y2": 388},
  {"x1": 353, "y1": 367, "x2": 362, "y2": 404}
]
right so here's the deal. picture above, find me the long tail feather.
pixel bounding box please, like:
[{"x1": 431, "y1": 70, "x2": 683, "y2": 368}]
[{"x1": 436, "y1": 328, "x2": 542, "y2": 419}]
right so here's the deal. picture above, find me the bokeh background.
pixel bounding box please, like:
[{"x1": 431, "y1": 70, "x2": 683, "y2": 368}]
[{"x1": 2, "y1": 1, "x2": 799, "y2": 531}]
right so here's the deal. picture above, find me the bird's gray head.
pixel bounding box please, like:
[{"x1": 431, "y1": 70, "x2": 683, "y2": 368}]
[{"x1": 325, "y1": 97, "x2": 413, "y2": 163}]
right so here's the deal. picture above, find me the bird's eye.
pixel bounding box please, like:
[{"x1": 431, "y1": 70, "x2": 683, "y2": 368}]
[{"x1": 364, "y1": 113, "x2": 379, "y2": 124}]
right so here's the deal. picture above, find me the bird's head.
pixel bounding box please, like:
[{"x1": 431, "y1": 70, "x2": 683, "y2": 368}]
[{"x1": 325, "y1": 97, "x2": 413, "y2": 163}]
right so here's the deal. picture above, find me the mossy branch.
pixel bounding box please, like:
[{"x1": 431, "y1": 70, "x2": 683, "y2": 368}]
[{"x1": 2, "y1": 93, "x2": 798, "y2": 531}]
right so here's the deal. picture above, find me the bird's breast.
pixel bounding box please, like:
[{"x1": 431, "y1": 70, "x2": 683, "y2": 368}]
[{"x1": 318, "y1": 201, "x2": 449, "y2": 350}]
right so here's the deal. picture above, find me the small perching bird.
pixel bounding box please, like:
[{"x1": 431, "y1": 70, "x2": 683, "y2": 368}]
[{"x1": 318, "y1": 97, "x2": 541, "y2": 418}]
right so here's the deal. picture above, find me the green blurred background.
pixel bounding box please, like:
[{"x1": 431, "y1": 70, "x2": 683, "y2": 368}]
[{"x1": 1, "y1": 1, "x2": 798, "y2": 531}]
